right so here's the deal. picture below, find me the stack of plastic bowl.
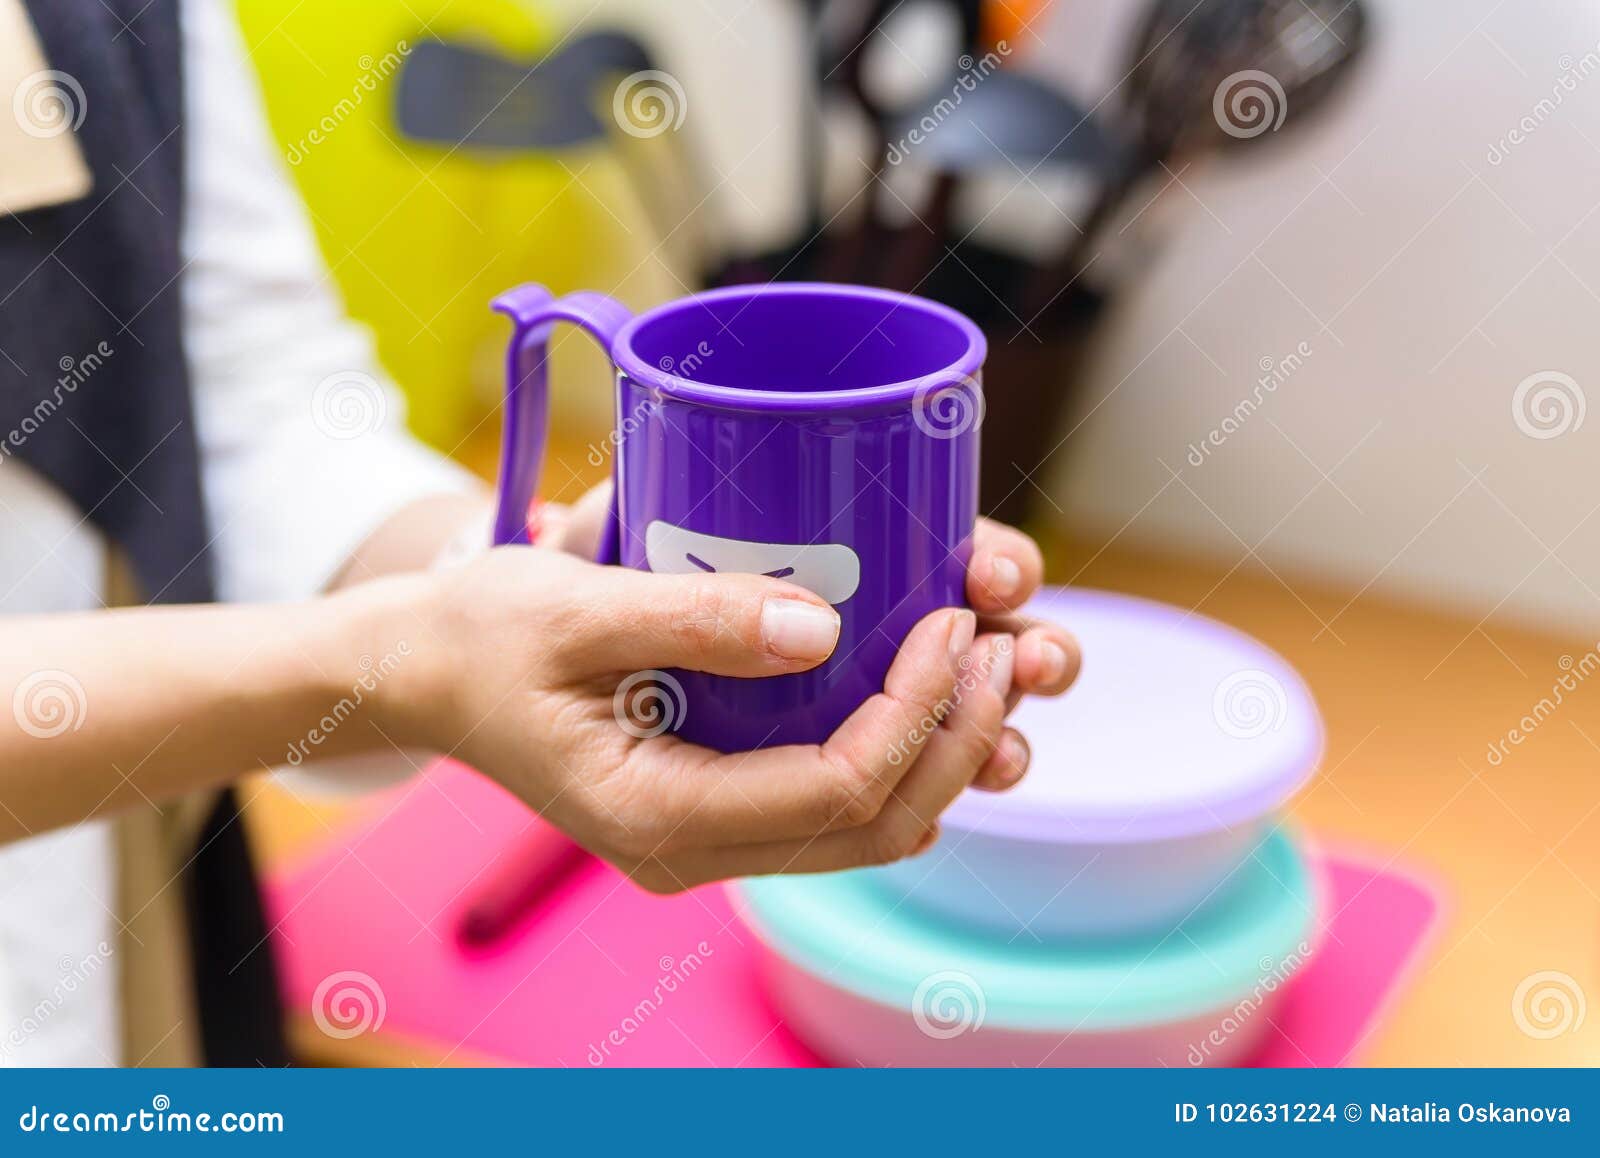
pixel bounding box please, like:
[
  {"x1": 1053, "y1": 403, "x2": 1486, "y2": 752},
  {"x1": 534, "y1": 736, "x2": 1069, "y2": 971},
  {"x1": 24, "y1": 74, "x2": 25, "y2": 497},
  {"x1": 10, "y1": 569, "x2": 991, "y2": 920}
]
[{"x1": 732, "y1": 587, "x2": 1326, "y2": 1067}]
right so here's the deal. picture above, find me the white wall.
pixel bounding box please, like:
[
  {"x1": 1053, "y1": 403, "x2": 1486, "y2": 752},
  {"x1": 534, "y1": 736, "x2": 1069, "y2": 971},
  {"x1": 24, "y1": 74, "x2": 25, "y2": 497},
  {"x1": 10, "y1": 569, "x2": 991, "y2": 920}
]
[{"x1": 1033, "y1": 0, "x2": 1600, "y2": 634}]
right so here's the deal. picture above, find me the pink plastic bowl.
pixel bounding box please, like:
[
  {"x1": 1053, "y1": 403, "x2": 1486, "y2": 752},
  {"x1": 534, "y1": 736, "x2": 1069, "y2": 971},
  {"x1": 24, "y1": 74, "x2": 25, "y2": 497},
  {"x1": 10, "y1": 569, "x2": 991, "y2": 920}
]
[{"x1": 758, "y1": 948, "x2": 1286, "y2": 1067}]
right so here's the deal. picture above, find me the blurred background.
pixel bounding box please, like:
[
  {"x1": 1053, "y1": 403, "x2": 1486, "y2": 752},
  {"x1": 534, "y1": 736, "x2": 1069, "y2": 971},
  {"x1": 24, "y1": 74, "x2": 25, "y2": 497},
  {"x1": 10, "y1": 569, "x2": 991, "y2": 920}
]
[
  {"x1": 239, "y1": 0, "x2": 1599, "y2": 1065},
  {"x1": 236, "y1": 0, "x2": 1600, "y2": 633}
]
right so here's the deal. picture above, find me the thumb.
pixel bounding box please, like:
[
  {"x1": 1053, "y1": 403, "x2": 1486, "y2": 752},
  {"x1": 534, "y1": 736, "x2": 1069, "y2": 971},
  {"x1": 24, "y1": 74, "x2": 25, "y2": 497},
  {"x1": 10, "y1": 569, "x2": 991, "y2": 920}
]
[{"x1": 561, "y1": 567, "x2": 842, "y2": 678}]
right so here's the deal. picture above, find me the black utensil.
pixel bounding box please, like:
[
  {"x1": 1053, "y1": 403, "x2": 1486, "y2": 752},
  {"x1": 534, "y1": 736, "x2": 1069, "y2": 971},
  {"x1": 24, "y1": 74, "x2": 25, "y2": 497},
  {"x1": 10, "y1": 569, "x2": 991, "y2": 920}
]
[{"x1": 1021, "y1": 0, "x2": 1369, "y2": 321}]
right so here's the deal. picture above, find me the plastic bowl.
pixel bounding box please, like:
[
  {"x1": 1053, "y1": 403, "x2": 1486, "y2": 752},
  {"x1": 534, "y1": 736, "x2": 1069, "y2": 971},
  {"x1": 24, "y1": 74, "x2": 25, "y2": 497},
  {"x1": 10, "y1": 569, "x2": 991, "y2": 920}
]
[
  {"x1": 869, "y1": 587, "x2": 1323, "y2": 939},
  {"x1": 734, "y1": 828, "x2": 1321, "y2": 1067}
]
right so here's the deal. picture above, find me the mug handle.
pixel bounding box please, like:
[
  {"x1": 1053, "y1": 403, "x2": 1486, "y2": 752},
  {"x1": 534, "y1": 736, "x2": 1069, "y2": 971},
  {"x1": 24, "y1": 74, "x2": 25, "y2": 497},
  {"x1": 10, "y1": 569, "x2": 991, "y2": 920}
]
[{"x1": 490, "y1": 284, "x2": 634, "y2": 562}]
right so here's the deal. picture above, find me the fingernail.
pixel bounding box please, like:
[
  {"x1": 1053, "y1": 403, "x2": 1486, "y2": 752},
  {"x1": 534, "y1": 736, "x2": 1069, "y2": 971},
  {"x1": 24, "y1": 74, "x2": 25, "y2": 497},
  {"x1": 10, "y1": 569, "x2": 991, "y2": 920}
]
[
  {"x1": 762, "y1": 598, "x2": 840, "y2": 660},
  {"x1": 948, "y1": 609, "x2": 977, "y2": 665},
  {"x1": 989, "y1": 554, "x2": 1021, "y2": 598},
  {"x1": 987, "y1": 634, "x2": 1015, "y2": 696},
  {"x1": 912, "y1": 825, "x2": 941, "y2": 856},
  {"x1": 1000, "y1": 732, "x2": 1030, "y2": 784},
  {"x1": 1039, "y1": 640, "x2": 1069, "y2": 686}
]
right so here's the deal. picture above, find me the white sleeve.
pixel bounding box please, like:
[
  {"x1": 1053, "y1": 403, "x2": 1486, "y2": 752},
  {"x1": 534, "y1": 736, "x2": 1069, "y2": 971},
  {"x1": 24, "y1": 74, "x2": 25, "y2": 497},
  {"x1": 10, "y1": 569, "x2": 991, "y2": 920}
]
[{"x1": 179, "y1": 0, "x2": 477, "y2": 605}]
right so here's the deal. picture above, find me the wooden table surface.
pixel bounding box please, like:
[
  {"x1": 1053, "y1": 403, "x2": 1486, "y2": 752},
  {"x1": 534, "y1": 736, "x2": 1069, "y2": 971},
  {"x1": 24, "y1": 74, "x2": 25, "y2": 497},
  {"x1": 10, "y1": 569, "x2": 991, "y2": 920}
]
[{"x1": 246, "y1": 437, "x2": 1600, "y2": 1067}]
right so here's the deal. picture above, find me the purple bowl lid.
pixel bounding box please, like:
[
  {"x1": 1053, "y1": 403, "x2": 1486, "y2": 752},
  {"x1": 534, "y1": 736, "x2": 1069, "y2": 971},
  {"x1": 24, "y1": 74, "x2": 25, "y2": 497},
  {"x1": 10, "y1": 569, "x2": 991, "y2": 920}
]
[{"x1": 945, "y1": 587, "x2": 1323, "y2": 844}]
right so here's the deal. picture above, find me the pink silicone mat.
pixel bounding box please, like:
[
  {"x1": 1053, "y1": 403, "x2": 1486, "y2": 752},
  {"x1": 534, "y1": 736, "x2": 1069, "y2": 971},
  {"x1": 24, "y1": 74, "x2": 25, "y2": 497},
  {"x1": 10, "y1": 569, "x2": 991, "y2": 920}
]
[{"x1": 265, "y1": 761, "x2": 1445, "y2": 1067}]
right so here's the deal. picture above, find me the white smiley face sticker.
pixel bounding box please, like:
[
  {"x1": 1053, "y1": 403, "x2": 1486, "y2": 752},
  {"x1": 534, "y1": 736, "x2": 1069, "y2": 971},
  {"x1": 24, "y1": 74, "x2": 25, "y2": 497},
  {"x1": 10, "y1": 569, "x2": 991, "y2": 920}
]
[{"x1": 644, "y1": 521, "x2": 861, "y2": 605}]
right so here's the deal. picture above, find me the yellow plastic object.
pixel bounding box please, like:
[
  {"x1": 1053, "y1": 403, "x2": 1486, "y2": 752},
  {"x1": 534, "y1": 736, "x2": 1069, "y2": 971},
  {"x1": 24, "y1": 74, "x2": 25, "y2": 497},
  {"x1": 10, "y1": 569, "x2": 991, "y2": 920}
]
[{"x1": 233, "y1": 1, "x2": 673, "y2": 458}]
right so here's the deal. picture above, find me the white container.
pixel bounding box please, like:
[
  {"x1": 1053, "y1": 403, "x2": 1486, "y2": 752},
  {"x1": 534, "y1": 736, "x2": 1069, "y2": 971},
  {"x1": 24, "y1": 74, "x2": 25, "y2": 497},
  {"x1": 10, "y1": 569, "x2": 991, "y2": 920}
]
[{"x1": 871, "y1": 587, "x2": 1324, "y2": 939}]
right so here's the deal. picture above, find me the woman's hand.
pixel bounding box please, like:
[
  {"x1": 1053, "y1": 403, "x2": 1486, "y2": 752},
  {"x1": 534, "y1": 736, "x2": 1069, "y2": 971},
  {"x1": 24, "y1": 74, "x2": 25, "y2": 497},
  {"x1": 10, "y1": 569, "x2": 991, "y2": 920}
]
[
  {"x1": 963, "y1": 515, "x2": 1081, "y2": 704},
  {"x1": 544, "y1": 484, "x2": 1080, "y2": 710},
  {"x1": 365, "y1": 547, "x2": 1033, "y2": 893}
]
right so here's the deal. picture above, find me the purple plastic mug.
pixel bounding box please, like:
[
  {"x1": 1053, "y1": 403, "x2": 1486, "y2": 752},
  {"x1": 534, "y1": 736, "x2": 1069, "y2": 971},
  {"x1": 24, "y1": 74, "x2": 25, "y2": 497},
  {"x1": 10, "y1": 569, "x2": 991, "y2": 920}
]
[{"x1": 491, "y1": 282, "x2": 985, "y2": 751}]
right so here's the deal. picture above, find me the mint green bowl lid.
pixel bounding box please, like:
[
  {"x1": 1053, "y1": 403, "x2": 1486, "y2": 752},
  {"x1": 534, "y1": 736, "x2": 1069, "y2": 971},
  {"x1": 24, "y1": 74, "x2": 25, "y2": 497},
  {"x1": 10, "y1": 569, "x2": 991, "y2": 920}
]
[{"x1": 733, "y1": 829, "x2": 1317, "y2": 1032}]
